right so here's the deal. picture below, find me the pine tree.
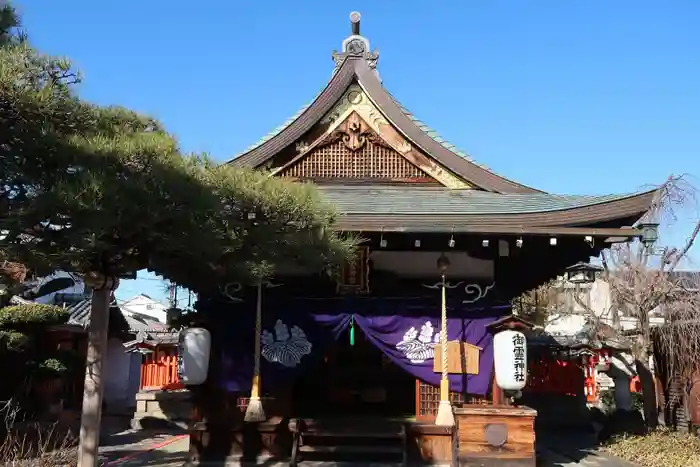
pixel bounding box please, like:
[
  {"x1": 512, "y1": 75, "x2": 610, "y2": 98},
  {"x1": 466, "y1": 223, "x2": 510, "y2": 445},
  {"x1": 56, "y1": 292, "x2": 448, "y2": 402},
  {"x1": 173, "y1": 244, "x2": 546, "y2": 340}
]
[
  {"x1": 0, "y1": 4, "x2": 355, "y2": 291},
  {"x1": 0, "y1": 3, "x2": 356, "y2": 464}
]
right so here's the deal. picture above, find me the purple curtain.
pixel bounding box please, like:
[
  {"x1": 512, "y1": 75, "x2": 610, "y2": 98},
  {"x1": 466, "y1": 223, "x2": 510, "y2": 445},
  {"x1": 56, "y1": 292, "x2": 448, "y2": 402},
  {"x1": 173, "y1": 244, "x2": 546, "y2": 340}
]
[
  {"x1": 218, "y1": 298, "x2": 508, "y2": 396},
  {"x1": 353, "y1": 313, "x2": 496, "y2": 394},
  {"x1": 219, "y1": 305, "x2": 350, "y2": 392}
]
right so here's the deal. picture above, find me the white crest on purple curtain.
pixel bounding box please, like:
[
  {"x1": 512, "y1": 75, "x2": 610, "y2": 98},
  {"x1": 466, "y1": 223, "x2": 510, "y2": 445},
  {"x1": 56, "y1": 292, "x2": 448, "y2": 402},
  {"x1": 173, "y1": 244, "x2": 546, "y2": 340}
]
[
  {"x1": 395, "y1": 321, "x2": 441, "y2": 364},
  {"x1": 261, "y1": 319, "x2": 312, "y2": 367}
]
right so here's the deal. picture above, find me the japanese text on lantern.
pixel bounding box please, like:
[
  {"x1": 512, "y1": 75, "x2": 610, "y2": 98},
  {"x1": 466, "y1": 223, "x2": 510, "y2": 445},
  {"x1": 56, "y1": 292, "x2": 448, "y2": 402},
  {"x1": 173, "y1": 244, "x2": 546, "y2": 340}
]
[{"x1": 513, "y1": 334, "x2": 526, "y2": 383}]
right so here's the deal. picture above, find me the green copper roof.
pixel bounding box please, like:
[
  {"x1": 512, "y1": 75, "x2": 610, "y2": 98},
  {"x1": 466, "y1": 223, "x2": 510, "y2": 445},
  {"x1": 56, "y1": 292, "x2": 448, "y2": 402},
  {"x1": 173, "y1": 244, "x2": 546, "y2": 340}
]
[
  {"x1": 387, "y1": 93, "x2": 473, "y2": 161},
  {"x1": 235, "y1": 78, "x2": 485, "y2": 165},
  {"x1": 237, "y1": 83, "x2": 482, "y2": 165},
  {"x1": 239, "y1": 93, "x2": 320, "y2": 155},
  {"x1": 318, "y1": 186, "x2": 646, "y2": 215}
]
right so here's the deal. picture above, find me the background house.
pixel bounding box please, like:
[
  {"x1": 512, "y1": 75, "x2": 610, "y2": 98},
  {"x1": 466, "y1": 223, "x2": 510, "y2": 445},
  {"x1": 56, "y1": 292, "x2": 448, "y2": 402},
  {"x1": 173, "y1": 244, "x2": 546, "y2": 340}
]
[
  {"x1": 25, "y1": 271, "x2": 87, "y2": 305},
  {"x1": 119, "y1": 294, "x2": 169, "y2": 324},
  {"x1": 63, "y1": 297, "x2": 170, "y2": 412},
  {"x1": 533, "y1": 270, "x2": 698, "y2": 420},
  {"x1": 4, "y1": 273, "x2": 172, "y2": 415},
  {"x1": 545, "y1": 276, "x2": 665, "y2": 337}
]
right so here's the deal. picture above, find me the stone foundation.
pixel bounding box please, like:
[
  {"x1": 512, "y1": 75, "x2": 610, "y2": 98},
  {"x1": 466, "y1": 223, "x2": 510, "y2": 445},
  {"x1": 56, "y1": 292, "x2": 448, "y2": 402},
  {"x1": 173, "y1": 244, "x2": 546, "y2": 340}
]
[{"x1": 131, "y1": 389, "x2": 192, "y2": 430}]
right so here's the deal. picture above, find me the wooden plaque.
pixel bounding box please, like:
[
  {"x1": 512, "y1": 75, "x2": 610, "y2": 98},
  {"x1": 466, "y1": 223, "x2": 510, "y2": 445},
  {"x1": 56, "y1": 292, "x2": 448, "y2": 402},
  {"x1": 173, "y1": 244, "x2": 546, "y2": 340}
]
[
  {"x1": 433, "y1": 341, "x2": 481, "y2": 375},
  {"x1": 337, "y1": 246, "x2": 370, "y2": 294}
]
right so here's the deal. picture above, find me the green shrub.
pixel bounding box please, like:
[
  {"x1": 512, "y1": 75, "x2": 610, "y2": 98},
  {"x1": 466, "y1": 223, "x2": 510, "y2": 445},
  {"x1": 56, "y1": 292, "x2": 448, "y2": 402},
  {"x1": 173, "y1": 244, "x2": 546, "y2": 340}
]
[
  {"x1": 53, "y1": 349, "x2": 83, "y2": 375},
  {"x1": 37, "y1": 358, "x2": 68, "y2": 376},
  {"x1": 0, "y1": 330, "x2": 29, "y2": 351},
  {"x1": 0, "y1": 304, "x2": 69, "y2": 329}
]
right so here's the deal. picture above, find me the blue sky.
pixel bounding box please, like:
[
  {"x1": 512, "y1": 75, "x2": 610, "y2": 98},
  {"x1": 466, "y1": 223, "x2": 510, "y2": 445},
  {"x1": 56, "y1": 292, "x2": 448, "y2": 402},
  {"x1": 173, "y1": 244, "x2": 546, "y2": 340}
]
[{"x1": 17, "y1": 1, "x2": 699, "y2": 304}]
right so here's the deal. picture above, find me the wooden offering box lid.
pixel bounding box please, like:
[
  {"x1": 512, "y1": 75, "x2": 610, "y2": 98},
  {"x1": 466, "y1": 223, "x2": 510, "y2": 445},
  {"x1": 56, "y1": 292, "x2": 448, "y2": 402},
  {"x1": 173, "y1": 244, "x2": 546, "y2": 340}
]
[{"x1": 454, "y1": 405, "x2": 537, "y2": 417}]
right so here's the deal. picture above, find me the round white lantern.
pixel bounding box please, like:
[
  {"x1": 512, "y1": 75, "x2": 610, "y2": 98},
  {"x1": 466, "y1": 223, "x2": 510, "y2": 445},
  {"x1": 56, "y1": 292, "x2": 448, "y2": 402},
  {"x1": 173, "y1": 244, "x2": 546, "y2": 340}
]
[
  {"x1": 493, "y1": 329, "x2": 528, "y2": 391},
  {"x1": 178, "y1": 327, "x2": 211, "y2": 386}
]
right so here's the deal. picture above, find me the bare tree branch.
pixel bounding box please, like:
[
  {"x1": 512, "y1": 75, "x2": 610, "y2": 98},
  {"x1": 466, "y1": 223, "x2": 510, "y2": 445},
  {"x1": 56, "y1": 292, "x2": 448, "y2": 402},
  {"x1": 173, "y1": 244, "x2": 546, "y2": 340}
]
[
  {"x1": 668, "y1": 221, "x2": 700, "y2": 272},
  {"x1": 597, "y1": 175, "x2": 700, "y2": 427}
]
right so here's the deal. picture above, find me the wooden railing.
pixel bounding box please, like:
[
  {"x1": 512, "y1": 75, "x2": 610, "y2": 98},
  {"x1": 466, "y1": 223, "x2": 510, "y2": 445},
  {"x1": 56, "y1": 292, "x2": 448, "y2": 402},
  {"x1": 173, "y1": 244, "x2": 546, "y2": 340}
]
[{"x1": 139, "y1": 347, "x2": 184, "y2": 390}]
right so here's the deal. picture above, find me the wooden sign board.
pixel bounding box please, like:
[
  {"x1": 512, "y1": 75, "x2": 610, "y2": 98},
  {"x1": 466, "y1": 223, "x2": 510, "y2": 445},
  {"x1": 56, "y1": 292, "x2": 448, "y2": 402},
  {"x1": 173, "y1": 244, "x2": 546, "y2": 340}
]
[
  {"x1": 433, "y1": 341, "x2": 481, "y2": 375},
  {"x1": 337, "y1": 246, "x2": 370, "y2": 294}
]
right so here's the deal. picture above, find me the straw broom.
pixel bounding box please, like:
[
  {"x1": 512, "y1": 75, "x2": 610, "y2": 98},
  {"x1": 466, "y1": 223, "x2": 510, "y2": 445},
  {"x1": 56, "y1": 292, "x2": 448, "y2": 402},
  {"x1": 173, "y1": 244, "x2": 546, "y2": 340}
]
[
  {"x1": 435, "y1": 269, "x2": 455, "y2": 426},
  {"x1": 244, "y1": 282, "x2": 266, "y2": 422}
]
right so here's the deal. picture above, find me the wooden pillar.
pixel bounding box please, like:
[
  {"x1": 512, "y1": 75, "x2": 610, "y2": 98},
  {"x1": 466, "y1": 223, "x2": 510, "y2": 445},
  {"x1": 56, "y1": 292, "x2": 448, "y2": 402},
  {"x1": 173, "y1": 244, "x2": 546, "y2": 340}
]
[{"x1": 491, "y1": 370, "x2": 506, "y2": 406}]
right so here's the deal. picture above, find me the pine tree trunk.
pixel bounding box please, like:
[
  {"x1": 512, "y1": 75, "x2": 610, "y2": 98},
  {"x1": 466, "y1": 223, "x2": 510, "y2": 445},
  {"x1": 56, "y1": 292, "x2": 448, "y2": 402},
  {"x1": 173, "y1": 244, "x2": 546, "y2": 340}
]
[{"x1": 77, "y1": 287, "x2": 111, "y2": 467}]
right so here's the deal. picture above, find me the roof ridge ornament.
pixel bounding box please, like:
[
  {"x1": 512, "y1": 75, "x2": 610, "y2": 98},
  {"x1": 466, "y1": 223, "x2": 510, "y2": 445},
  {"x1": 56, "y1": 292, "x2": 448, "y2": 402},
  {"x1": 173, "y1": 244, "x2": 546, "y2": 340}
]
[{"x1": 332, "y1": 12, "x2": 380, "y2": 79}]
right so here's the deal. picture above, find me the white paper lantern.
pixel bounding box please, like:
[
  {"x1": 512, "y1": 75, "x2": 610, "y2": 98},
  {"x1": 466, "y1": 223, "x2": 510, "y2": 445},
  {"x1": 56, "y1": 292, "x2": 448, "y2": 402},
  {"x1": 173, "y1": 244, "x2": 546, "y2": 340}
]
[
  {"x1": 178, "y1": 327, "x2": 211, "y2": 386},
  {"x1": 493, "y1": 329, "x2": 528, "y2": 391}
]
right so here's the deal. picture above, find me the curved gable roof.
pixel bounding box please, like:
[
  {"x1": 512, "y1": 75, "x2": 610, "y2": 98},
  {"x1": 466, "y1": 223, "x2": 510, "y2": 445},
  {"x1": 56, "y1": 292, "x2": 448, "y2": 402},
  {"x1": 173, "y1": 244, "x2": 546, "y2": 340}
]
[{"x1": 228, "y1": 56, "x2": 541, "y2": 194}]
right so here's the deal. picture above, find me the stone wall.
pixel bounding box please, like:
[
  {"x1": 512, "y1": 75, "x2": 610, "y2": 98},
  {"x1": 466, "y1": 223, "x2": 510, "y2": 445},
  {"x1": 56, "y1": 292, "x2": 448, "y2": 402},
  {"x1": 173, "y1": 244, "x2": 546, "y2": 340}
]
[{"x1": 131, "y1": 389, "x2": 192, "y2": 430}]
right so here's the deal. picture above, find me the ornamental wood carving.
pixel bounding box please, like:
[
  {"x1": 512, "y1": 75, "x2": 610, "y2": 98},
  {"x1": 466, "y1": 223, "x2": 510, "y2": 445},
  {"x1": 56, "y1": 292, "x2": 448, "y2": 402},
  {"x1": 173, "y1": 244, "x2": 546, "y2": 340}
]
[
  {"x1": 317, "y1": 85, "x2": 470, "y2": 189},
  {"x1": 280, "y1": 112, "x2": 437, "y2": 182},
  {"x1": 320, "y1": 111, "x2": 390, "y2": 153}
]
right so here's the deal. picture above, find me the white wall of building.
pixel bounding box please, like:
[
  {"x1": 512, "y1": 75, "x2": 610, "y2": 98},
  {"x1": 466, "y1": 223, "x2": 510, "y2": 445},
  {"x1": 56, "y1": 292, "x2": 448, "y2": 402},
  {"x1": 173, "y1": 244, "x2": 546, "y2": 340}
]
[
  {"x1": 120, "y1": 294, "x2": 168, "y2": 323},
  {"x1": 103, "y1": 337, "x2": 134, "y2": 408},
  {"x1": 544, "y1": 277, "x2": 664, "y2": 336}
]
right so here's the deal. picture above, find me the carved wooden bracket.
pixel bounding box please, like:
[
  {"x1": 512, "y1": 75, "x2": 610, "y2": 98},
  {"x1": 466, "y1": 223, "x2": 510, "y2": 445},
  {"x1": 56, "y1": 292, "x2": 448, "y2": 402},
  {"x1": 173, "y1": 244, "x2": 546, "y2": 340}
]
[{"x1": 319, "y1": 112, "x2": 391, "y2": 153}]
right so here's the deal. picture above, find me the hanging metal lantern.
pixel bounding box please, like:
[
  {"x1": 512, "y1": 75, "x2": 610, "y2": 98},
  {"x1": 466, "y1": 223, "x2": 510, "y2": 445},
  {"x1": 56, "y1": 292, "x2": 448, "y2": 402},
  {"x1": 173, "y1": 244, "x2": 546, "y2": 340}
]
[
  {"x1": 638, "y1": 222, "x2": 660, "y2": 247},
  {"x1": 565, "y1": 262, "x2": 602, "y2": 285}
]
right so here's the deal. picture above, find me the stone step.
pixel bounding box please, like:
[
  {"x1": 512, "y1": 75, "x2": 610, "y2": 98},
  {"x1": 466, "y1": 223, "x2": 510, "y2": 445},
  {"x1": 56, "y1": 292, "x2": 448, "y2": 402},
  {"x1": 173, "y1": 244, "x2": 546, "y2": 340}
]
[
  {"x1": 299, "y1": 445, "x2": 404, "y2": 454},
  {"x1": 303, "y1": 430, "x2": 404, "y2": 439}
]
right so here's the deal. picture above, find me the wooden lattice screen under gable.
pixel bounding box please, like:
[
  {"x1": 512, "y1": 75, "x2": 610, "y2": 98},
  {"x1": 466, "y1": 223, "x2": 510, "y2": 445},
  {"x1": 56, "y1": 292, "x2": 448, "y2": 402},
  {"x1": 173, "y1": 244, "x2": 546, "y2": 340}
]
[{"x1": 280, "y1": 140, "x2": 440, "y2": 184}]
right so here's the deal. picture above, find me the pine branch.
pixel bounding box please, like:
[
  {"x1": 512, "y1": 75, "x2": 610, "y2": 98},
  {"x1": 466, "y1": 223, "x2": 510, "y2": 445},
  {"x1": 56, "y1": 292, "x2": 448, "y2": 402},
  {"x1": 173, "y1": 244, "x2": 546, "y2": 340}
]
[{"x1": 0, "y1": 26, "x2": 358, "y2": 293}]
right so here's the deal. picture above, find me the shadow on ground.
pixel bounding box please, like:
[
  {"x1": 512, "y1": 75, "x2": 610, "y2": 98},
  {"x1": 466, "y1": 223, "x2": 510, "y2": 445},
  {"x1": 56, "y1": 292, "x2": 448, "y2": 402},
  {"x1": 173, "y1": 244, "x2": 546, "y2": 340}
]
[
  {"x1": 106, "y1": 449, "x2": 188, "y2": 466},
  {"x1": 534, "y1": 406, "x2": 646, "y2": 466},
  {"x1": 100, "y1": 428, "x2": 184, "y2": 448},
  {"x1": 527, "y1": 393, "x2": 601, "y2": 463}
]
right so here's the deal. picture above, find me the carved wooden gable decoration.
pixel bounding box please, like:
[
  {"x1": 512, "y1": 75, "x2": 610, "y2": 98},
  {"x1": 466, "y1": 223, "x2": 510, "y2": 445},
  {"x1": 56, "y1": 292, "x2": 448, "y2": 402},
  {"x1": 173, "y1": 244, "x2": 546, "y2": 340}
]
[
  {"x1": 276, "y1": 85, "x2": 469, "y2": 188},
  {"x1": 281, "y1": 112, "x2": 431, "y2": 183}
]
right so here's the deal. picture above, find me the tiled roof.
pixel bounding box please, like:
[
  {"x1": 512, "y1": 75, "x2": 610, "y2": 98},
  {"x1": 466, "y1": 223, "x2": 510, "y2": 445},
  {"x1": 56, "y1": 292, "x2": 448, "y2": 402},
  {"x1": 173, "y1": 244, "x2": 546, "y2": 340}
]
[
  {"x1": 317, "y1": 186, "x2": 647, "y2": 215},
  {"x1": 668, "y1": 271, "x2": 700, "y2": 290},
  {"x1": 388, "y1": 93, "x2": 472, "y2": 161},
  {"x1": 234, "y1": 84, "x2": 482, "y2": 169},
  {"x1": 529, "y1": 325, "x2": 631, "y2": 351},
  {"x1": 123, "y1": 329, "x2": 180, "y2": 350},
  {"x1": 7, "y1": 295, "x2": 174, "y2": 341},
  {"x1": 66, "y1": 299, "x2": 92, "y2": 326},
  {"x1": 124, "y1": 314, "x2": 168, "y2": 333},
  {"x1": 237, "y1": 88, "x2": 324, "y2": 157},
  {"x1": 66, "y1": 298, "x2": 168, "y2": 333}
]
